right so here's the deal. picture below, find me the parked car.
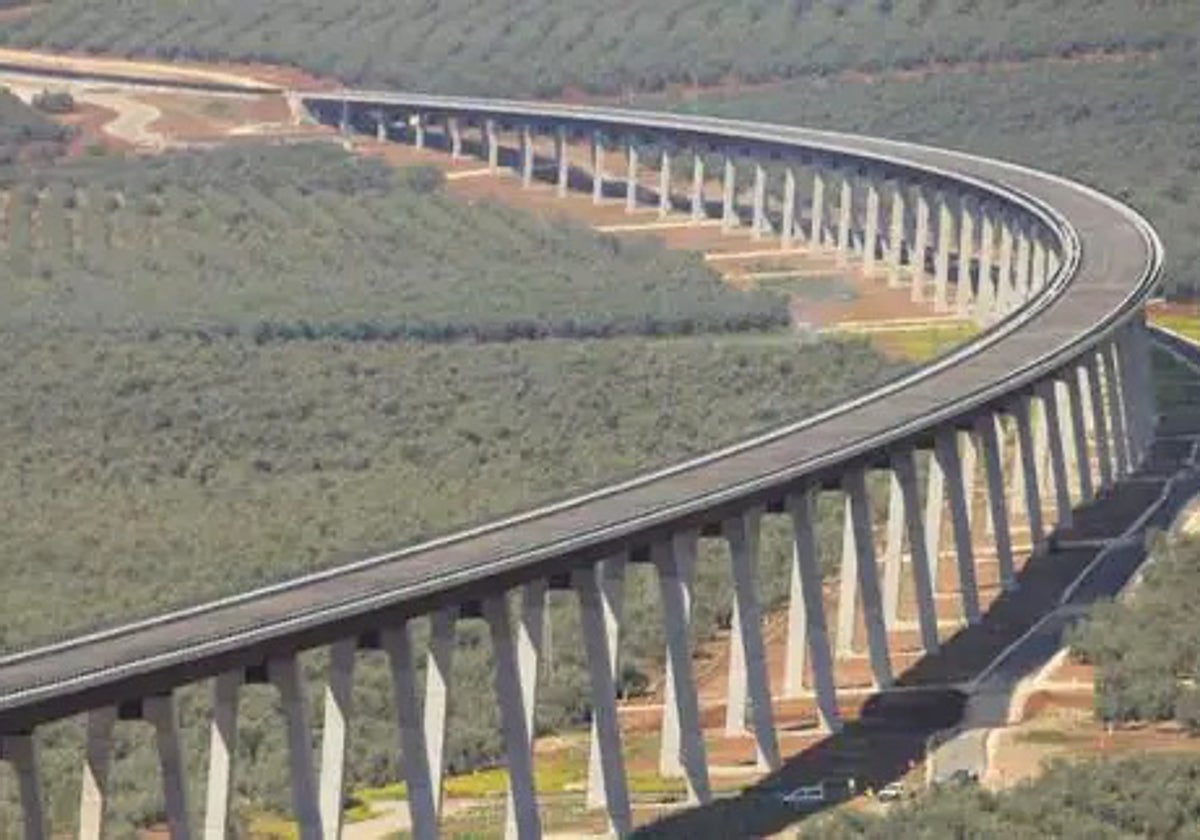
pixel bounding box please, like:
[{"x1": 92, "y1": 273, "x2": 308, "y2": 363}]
[{"x1": 878, "y1": 781, "x2": 906, "y2": 803}]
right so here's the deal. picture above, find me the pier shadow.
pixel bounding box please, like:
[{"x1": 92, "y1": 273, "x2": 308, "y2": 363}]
[{"x1": 636, "y1": 430, "x2": 1200, "y2": 838}]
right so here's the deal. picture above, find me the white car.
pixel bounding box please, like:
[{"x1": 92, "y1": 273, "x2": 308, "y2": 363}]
[{"x1": 779, "y1": 783, "x2": 826, "y2": 809}]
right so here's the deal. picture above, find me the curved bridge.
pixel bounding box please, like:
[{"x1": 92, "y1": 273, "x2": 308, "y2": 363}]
[{"x1": 0, "y1": 93, "x2": 1163, "y2": 840}]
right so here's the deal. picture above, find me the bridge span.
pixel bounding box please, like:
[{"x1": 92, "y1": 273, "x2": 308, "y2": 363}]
[{"x1": 0, "y1": 91, "x2": 1165, "y2": 839}]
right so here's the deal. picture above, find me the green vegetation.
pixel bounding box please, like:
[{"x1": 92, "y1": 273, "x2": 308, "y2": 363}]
[
  {"x1": 0, "y1": 144, "x2": 787, "y2": 338},
  {"x1": 1069, "y1": 534, "x2": 1200, "y2": 727},
  {"x1": 0, "y1": 138, "x2": 898, "y2": 836},
  {"x1": 803, "y1": 755, "x2": 1200, "y2": 837},
  {"x1": 30, "y1": 88, "x2": 74, "y2": 114},
  {"x1": 2, "y1": 1, "x2": 1192, "y2": 97},
  {"x1": 0, "y1": 85, "x2": 71, "y2": 164},
  {"x1": 0, "y1": 330, "x2": 890, "y2": 652},
  {"x1": 663, "y1": 43, "x2": 1200, "y2": 297}
]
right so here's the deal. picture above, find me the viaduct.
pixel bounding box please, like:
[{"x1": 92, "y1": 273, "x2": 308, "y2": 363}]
[{"x1": 0, "y1": 92, "x2": 1167, "y2": 839}]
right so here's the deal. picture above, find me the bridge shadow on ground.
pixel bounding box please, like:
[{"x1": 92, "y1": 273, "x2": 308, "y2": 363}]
[{"x1": 635, "y1": 422, "x2": 1200, "y2": 838}]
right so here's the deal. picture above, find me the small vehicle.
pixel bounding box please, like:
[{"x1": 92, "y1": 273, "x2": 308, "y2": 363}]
[
  {"x1": 946, "y1": 769, "x2": 979, "y2": 786},
  {"x1": 878, "y1": 781, "x2": 906, "y2": 803},
  {"x1": 778, "y1": 782, "x2": 826, "y2": 809}
]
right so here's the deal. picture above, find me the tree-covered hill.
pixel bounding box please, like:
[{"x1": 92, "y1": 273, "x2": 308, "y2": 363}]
[
  {"x1": 0, "y1": 144, "x2": 788, "y2": 338},
  {"x1": 803, "y1": 755, "x2": 1200, "y2": 838},
  {"x1": 0, "y1": 85, "x2": 71, "y2": 163},
  {"x1": 1, "y1": 0, "x2": 1193, "y2": 97}
]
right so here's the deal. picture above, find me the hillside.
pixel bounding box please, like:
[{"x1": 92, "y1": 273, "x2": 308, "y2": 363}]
[{"x1": 1, "y1": 1, "x2": 1192, "y2": 96}]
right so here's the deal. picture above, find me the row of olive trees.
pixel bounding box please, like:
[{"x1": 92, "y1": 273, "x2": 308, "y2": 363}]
[
  {"x1": 0, "y1": 145, "x2": 790, "y2": 336},
  {"x1": 1, "y1": 0, "x2": 1193, "y2": 97}
]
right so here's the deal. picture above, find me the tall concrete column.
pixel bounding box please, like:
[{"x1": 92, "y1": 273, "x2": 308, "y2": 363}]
[
  {"x1": 448, "y1": 117, "x2": 463, "y2": 160},
  {"x1": 144, "y1": 694, "x2": 192, "y2": 840},
  {"x1": 845, "y1": 468, "x2": 894, "y2": 688},
  {"x1": 338, "y1": 100, "x2": 349, "y2": 134},
  {"x1": 722, "y1": 509, "x2": 781, "y2": 769},
  {"x1": 1116, "y1": 328, "x2": 1144, "y2": 467},
  {"x1": 781, "y1": 167, "x2": 797, "y2": 249},
  {"x1": 810, "y1": 170, "x2": 826, "y2": 246},
  {"x1": 892, "y1": 449, "x2": 940, "y2": 653},
  {"x1": 976, "y1": 210, "x2": 996, "y2": 318},
  {"x1": 585, "y1": 557, "x2": 626, "y2": 812},
  {"x1": 555, "y1": 126, "x2": 569, "y2": 198},
  {"x1": 978, "y1": 415, "x2": 1017, "y2": 590},
  {"x1": 924, "y1": 443, "x2": 946, "y2": 593},
  {"x1": 1039, "y1": 382, "x2": 1074, "y2": 529},
  {"x1": 935, "y1": 428, "x2": 981, "y2": 625},
  {"x1": 319, "y1": 640, "x2": 356, "y2": 840},
  {"x1": 521, "y1": 125, "x2": 534, "y2": 189},
  {"x1": 933, "y1": 195, "x2": 953, "y2": 313},
  {"x1": 881, "y1": 471, "x2": 905, "y2": 628},
  {"x1": 1030, "y1": 237, "x2": 1047, "y2": 293},
  {"x1": 1065, "y1": 370, "x2": 1095, "y2": 502},
  {"x1": 1103, "y1": 339, "x2": 1131, "y2": 479},
  {"x1": 573, "y1": 564, "x2": 633, "y2": 836},
  {"x1": 911, "y1": 188, "x2": 930, "y2": 302},
  {"x1": 79, "y1": 708, "x2": 116, "y2": 840},
  {"x1": 486, "y1": 119, "x2": 499, "y2": 172},
  {"x1": 956, "y1": 199, "x2": 976, "y2": 317},
  {"x1": 413, "y1": 113, "x2": 426, "y2": 149},
  {"x1": 501, "y1": 582, "x2": 548, "y2": 838},
  {"x1": 383, "y1": 623, "x2": 438, "y2": 840},
  {"x1": 836, "y1": 173, "x2": 853, "y2": 265},
  {"x1": 659, "y1": 531, "x2": 697, "y2": 779},
  {"x1": 785, "y1": 490, "x2": 843, "y2": 731},
  {"x1": 691, "y1": 154, "x2": 706, "y2": 221},
  {"x1": 269, "y1": 657, "x2": 321, "y2": 840},
  {"x1": 658, "y1": 147, "x2": 673, "y2": 219},
  {"x1": 1015, "y1": 227, "x2": 1032, "y2": 300},
  {"x1": 654, "y1": 536, "x2": 711, "y2": 804},
  {"x1": 887, "y1": 181, "x2": 906, "y2": 288},
  {"x1": 374, "y1": 113, "x2": 387, "y2": 142},
  {"x1": 203, "y1": 673, "x2": 241, "y2": 840},
  {"x1": 835, "y1": 493, "x2": 859, "y2": 656},
  {"x1": 751, "y1": 163, "x2": 767, "y2": 239},
  {"x1": 592, "y1": 132, "x2": 605, "y2": 205},
  {"x1": 483, "y1": 594, "x2": 543, "y2": 840},
  {"x1": 1, "y1": 734, "x2": 47, "y2": 840},
  {"x1": 1086, "y1": 354, "x2": 1115, "y2": 490},
  {"x1": 1013, "y1": 396, "x2": 1046, "y2": 547},
  {"x1": 424, "y1": 608, "x2": 455, "y2": 821},
  {"x1": 863, "y1": 179, "x2": 880, "y2": 274},
  {"x1": 722, "y1": 154, "x2": 737, "y2": 230},
  {"x1": 997, "y1": 219, "x2": 1015, "y2": 313},
  {"x1": 625, "y1": 140, "x2": 639, "y2": 213}
]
